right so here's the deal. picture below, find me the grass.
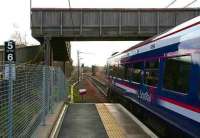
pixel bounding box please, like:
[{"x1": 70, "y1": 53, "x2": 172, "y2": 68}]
[{"x1": 73, "y1": 86, "x2": 81, "y2": 103}]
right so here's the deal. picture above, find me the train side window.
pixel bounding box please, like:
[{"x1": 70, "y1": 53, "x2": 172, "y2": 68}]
[
  {"x1": 109, "y1": 64, "x2": 117, "y2": 77},
  {"x1": 133, "y1": 62, "x2": 143, "y2": 83},
  {"x1": 108, "y1": 65, "x2": 113, "y2": 76},
  {"x1": 163, "y1": 56, "x2": 191, "y2": 94},
  {"x1": 145, "y1": 60, "x2": 159, "y2": 86},
  {"x1": 125, "y1": 65, "x2": 133, "y2": 81},
  {"x1": 113, "y1": 64, "x2": 118, "y2": 77},
  {"x1": 199, "y1": 84, "x2": 200, "y2": 99},
  {"x1": 118, "y1": 64, "x2": 125, "y2": 79}
]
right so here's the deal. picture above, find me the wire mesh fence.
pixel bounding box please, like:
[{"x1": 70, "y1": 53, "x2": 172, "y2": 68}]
[{"x1": 0, "y1": 64, "x2": 67, "y2": 137}]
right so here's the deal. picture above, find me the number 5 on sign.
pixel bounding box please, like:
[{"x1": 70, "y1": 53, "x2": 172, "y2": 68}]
[{"x1": 8, "y1": 41, "x2": 14, "y2": 50}]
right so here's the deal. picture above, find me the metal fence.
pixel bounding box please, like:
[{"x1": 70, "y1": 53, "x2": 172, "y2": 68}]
[{"x1": 0, "y1": 64, "x2": 67, "y2": 137}]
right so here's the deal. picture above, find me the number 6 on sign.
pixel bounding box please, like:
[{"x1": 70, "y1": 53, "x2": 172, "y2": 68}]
[{"x1": 8, "y1": 54, "x2": 13, "y2": 61}]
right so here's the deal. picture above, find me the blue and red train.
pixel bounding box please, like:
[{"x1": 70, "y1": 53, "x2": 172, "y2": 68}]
[{"x1": 107, "y1": 16, "x2": 200, "y2": 137}]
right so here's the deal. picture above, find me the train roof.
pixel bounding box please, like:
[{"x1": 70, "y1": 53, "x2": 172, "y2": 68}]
[{"x1": 121, "y1": 15, "x2": 200, "y2": 54}]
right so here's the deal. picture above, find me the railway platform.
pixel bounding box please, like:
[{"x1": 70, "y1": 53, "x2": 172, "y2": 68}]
[{"x1": 52, "y1": 103, "x2": 157, "y2": 138}]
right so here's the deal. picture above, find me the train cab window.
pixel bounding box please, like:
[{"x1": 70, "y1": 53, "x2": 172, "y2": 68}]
[
  {"x1": 163, "y1": 56, "x2": 191, "y2": 94},
  {"x1": 133, "y1": 62, "x2": 143, "y2": 83},
  {"x1": 145, "y1": 60, "x2": 159, "y2": 86}
]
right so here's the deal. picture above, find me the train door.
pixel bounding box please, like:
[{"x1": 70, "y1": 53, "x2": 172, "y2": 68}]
[
  {"x1": 142, "y1": 59, "x2": 160, "y2": 104},
  {"x1": 159, "y1": 55, "x2": 193, "y2": 116},
  {"x1": 160, "y1": 55, "x2": 192, "y2": 102},
  {"x1": 132, "y1": 62, "x2": 144, "y2": 101},
  {"x1": 192, "y1": 52, "x2": 200, "y2": 105}
]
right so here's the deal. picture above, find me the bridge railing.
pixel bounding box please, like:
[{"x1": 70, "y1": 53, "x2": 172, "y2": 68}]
[{"x1": 0, "y1": 64, "x2": 67, "y2": 137}]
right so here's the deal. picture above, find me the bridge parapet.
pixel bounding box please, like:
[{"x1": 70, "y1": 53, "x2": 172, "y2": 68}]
[{"x1": 31, "y1": 8, "x2": 200, "y2": 41}]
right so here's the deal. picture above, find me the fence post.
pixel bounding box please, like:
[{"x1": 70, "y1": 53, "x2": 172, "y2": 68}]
[
  {"x1": 46, "y1": 67, "x2": 50, "y2": 113},
  {"x1": 63, "y1": 73, "x2": 66, "y2": 100},
  {"x1": 58, "y1": 69, "x2": 62, "y2": 101},
  {"x1": 8, "y1": 63, "x2": 14, "y2": 138},
  {"x1": 66, "y1": 80, "x2": 69, "y2": 102},
  {"x1": 42, "y1": 66, "x2": 46, "y2": 126},
  {"x1": 61, "y1": 73, "x2": 64, "y2": 100},
  {"x1": 25, "y1": 65, "x2": 29, "y2": 133},
  {"x1": 61, "y1": 70, "x2": 65, "y2": 100},
  {"x1": 50, "y1": 68, "x2": 53, "y2": 113}
]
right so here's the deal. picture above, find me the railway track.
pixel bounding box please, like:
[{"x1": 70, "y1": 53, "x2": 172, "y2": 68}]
[
  {"x1": 85, "y1": 75, "x2": 107, "y2": 97},
  {"x1": 85, "y1": 75, "x2": 168, "y2": 136},
  {"x1": 85, "y1": 75, "x2": 188, "y2": 137}
]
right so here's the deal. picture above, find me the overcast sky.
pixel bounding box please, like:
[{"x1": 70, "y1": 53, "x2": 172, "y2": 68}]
[{"x1": 0, "y1": 0, "x2": 200, "y2": 66}]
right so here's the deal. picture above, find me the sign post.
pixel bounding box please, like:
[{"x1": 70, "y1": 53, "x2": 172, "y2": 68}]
[{"x1": 4, "y1": 40, "x2": 16, "y2": 138}]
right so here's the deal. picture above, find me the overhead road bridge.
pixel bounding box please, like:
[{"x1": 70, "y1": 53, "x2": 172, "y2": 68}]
[
  {"x1": 31, "y1": 8, "x2": 200, "y2": 72},
  {"x1": 31, "y1": 8, "x2": 200, "y2": 41}
]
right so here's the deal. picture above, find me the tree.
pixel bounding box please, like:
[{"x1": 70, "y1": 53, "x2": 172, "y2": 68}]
[{"x1": 11, "y1": 23, "x2": 27, "y2": 46}]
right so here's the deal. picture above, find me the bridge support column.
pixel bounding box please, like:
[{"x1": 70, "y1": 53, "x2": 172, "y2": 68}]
[
  {"x1": 42, "y1": 37, "x2": 53, "y2": 117},
  {"x1": 43, "y1": 37, "x2": 53, "y2": 66},
  {"x1": 63, "y1": 61, "x2": 66, "y2": 75},
  {"x1": 43, "y1": 37, "x2": 50, "y2": 65},
  {"x1": 50, "y1": 44, "x2": 54, "y2": 66}
]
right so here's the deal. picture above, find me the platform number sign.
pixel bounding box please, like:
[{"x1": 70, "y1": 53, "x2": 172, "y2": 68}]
[{"x1": 4, "y1": 40, "x2": 16, "y2": 62}]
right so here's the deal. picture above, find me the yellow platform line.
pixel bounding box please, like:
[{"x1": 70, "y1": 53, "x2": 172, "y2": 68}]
[
  {"x1": 70, "y1": 81, "x2": 79, "y2": 103},
  {"x1": 96, "y1": 104, "x2": 125, "y2": 138}
]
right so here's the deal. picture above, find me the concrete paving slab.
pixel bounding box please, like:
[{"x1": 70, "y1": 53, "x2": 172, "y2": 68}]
[
  {"x1": 58, "y1": 103, "x2": 108, "y2": 138},
  {"x1": 32, "y1": 102, "x2": 64, "y2": 138}
]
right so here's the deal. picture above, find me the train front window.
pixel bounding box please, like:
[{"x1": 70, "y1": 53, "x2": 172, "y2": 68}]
[{"x1": 163, "y1": 55, "x2": 191, "y2": 94}]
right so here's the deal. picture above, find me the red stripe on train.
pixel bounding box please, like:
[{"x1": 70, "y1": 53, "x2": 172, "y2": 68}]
[{"x1": 159, "y1": 96, "x2": 200, "y2": 113}]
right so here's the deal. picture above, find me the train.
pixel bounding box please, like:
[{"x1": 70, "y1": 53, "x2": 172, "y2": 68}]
[{"x1": 106, "y1": 16, "x2": 200, "y2": 137}]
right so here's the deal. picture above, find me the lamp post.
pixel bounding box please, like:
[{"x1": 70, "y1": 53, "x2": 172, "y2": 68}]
[
  {"x1": 183, "y1": 0, "x2": 197, "y2": 8},
  {"x1": 165, "y1": 0, "x2": 176, "y2": 8},
  {"x1": 77, "y1": 50, "x2": 80, "y2": 82},
  {"x1": 30, "y1": 0, "x2": 32, "y2": 10},
  {"x1": 78, "y1": 57, "x2": 84, "y2": 81},
  {"x1": 165, "y1": 0, "x2": 197, "y2": 8},
  {"x1": 77, "y1": 50, "x2": 94, "y2": 81},
  {"x1": 77, "y1": 50, "x2": 85, "y2": 92}
]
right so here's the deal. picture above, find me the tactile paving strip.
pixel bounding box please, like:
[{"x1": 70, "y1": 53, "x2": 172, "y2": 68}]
[{"x1": 96, "y1": 104, "x2": 125, "y2": 138}]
